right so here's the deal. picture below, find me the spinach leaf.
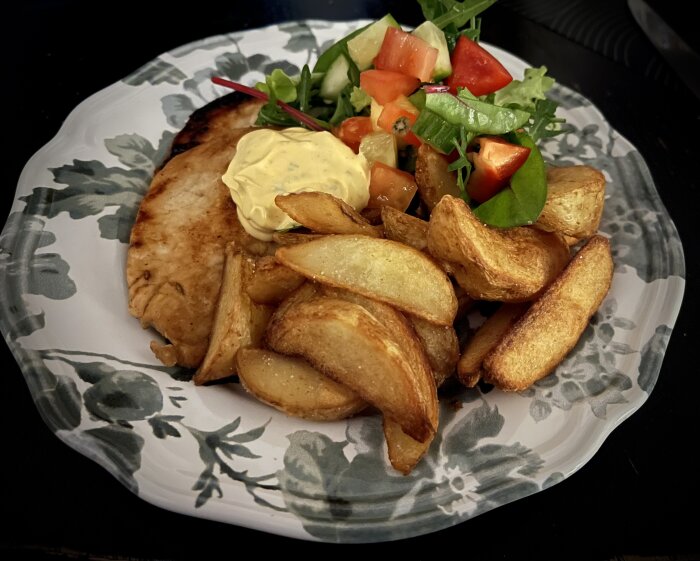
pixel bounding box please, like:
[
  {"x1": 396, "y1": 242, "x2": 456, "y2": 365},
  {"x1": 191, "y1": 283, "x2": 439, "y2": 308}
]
[{"x1": 472, "y1": 131, "x2": 547, "y2": 227}]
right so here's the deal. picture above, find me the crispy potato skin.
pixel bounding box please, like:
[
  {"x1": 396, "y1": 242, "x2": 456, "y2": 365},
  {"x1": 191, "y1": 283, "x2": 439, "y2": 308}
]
[
  {"x1": 266, "y1": 292, "x2": 437, "y2": 443},
  {"x1": 193, "y1": 245, "x2": 272, "y2": 385},
  {"x1": 246, "y1": 255, "x2": 305, "y2": 305},
  {"x1": 457, "y1": 303, "x2": 529, "y2": 388},
  {"x1": 534, "y1": 165, "x2": 606, "y2": 241},
  {"x1": 414, "y1": 144, "x2": 462, "y2": 209},
  {"x1": 482, "y1": 235, "x2": 613, "y2": 391},
  {"x1": 275, "y1": 235, "x2": 458, "y2": 325},
  {"x1": 236, "y1": 348, "x2": 366, "y2": 421},
  {"x1": 427, "y1": 195, "x2": 571, "y2": 302},
  {"x1": 381, "y1": 206, "x2": 429, "y2": 251},
  {"x1": 275, "y1": 192, "x2": 382, "y2": 237}
]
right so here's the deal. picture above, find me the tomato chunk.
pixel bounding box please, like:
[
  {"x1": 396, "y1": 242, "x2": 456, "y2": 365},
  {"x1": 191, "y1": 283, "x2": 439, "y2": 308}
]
[
  {"x1": 377, "y1": 95, "x2": 421, "y2": 148},
  {"x1": 334, "y1": 116, "x2": 374, "y2": 153},
  {"x1": 360, "y1": 69, "x2": 421, "y2": 105},
  {"x1": 367, "y1": 161, "x2": 418, "y2": 211},
  {"x1": 467, "y1": 136, "x2": 531, "y2": 203},
  {"x1": 446, "y1": 35, "x2": 512, "y2": 96},
  {"x1": 373, "y1": 28, "x2": 438, "y2": 83}
]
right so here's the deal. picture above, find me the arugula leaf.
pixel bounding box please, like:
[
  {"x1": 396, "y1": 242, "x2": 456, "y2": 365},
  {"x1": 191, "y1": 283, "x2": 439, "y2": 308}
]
[
  {"x1": 491, "y1": 66, "x2": 568, "y2": 142},
  {"x1": 419, "y1": 0, "x2": 497, "y2": 32},
  {"x1": 447, "y1": 126, "x2": 474, "y2": 201},
  {"x1": 527, "y1": 98, "x2": 569, "y2": 142}
]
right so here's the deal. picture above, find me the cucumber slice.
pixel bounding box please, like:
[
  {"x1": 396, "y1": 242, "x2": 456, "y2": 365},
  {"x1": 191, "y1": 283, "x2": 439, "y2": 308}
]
[
  {"x1": 359, "y1": 131, "x2": 397, "y2": 168},
  {"x1": 411, "y1": 21, "x2": 452, "y2": 81},
  {"x1": 370, "y1": 97, "x2": 384, "y2": 130},
  {"x1": 347, "y1": 14, "x2": 401, "y2": 71},
  {"x1": 320, "y1": 54, "x2": 350, "y2": 101}
]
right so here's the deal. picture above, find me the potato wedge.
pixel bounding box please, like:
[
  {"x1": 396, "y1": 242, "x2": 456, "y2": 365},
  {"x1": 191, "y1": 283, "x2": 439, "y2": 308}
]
[
  {"x1": 193, "y1": 245, "x2": 272, "y2": 385},
  {"x1": 482, "y1": 235, "x2": 613, "y2": 391},
  {"x1": 246, "y1": 255, "x2": 305, "y2": 305},
  {"x1": 266, "y1": 295, "x2": 438, "y2": 442},
  {"x1": 381, "y1": 206, "x2": 457, "y2": 276},
  {"x1": 457, "y1": 303, "x2": 529, "y2": 387},
  {"x1": 384, "y1": 416, "x2": 434, "y2": 475},
  {"x1": 320, "y1": 285, "x2": 440, "y2": 395},
  {"x1": 316, "y1": 286, "x2": 440, "y2": 470},
  {"x1": 427, "y1": 195, "x2": 571, "y2": 302},
  {"x1": 414, "y1": 143, "x2": 462, "y2": 210},
  {"x1": 275, "y1": 235, "x2": 457, "y2": 325},
  {"x1": 534, "y1": 165, "x2": 606, "y2": 241},
  {"x1": 381, "y1": 206, "x2": 429, "y2": 251},
  {"x1": 275, "y1": 192, "x2": 382, "y2": 237},
  {"x1": 236, "y1": 348, "x2": 366, "y2": 421},
  {"x1": 409, "y1": 315, "x2": 459, "y2": 387}
]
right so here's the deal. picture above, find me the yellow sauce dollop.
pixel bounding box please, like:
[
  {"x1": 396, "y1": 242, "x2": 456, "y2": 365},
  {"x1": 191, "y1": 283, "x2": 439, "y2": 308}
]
[{"x1": 222, "y1": 127, "x2": 371, "y2": 241}]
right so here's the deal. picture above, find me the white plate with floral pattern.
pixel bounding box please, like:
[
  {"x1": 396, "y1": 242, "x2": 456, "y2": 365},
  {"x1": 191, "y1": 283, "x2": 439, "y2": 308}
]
[{"x1": 0, "y1": 20, "x2": 686, "y2": 543}]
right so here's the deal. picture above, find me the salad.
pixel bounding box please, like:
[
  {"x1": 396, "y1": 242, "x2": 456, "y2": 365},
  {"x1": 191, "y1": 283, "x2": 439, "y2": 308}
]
[{"x1": 213, "y1": 0, "x2": 566, "y2": 229}]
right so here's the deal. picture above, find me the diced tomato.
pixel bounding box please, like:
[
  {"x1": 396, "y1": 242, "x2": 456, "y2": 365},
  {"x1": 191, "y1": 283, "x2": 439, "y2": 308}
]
[
  {"x1": 334, "y1": 116, "x2": 374, "y2": 153},
  {"x1": 377, "y1": 95, "x2": 421, "y2": 148},
  {"x1": 373, "y1": 27, "x2": 438, "y2": 83},
  {"x1": 359, "y1": 69, "x2": 421, "y2": 105},
  {"x1": 446, "y1": 35, "x2": 513, "y2": 96},
  {"x1": 367, "y1": 161, "x2": 418, "y2": 211},
  {"x1": 467, "y1": 136, "x2": 531, "y2": 203}
]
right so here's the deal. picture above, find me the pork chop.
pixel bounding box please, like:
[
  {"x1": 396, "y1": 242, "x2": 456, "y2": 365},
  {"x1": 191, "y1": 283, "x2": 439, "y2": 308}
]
[{"x1": 127, "y1": 94, "x2": 265, "y2": 368}]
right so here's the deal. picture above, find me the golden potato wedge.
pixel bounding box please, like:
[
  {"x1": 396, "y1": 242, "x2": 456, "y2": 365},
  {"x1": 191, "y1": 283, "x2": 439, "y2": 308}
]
[
  {"x1": 236, "y1": 348, "x2": 367, "y2": 421},
  {"x1": 457, "y1": 303, "x2": 529, "y2": 387},
  {"x1": 314, "y1": 285, "x2": 439, "y2": 472},
  {"x1": 246, "y1": 255, "x2": 305, "y2": 305},
  {"x1": 427, "y1": 195, "x2": 571, "y2": 302},
  {"x1": 454, "y1": 283, "x2": 476, "y2": 320},
  {"x1": 193, "y1": 245, "x2": 273, "y2": 385},
  {"x1": 482, "y1": 235, "x2": 613, "y2": 391},
  {"x1": 381, "y1": 206, "x2": 429, "y2": 251},
  {"x1": 266, "y1": 295, "x2": 438, "y2": 442},
  {"x1": 534, "y1": 165, "x2": 606, "y2": 241},
  {"x1": 408, "y1": 315, "x2": 459, "y2": 387},
  {"x1": 380, "y1": 206, "x2": 457, "y2": 276},
  {"x1": 275, "y1": 192, "x2": 382, "y2": 237},
  {"x1": 275, "y1": 235, "x2": 457, "y2": 325},
  {"x1": 414, "y1": 143, "x2": 462, "y2": 210},
  {"x1": 318, "y1": 286, "x2": 439, "y2": 405},
  {"x1": 383, "y1": 416, "x2": 434, "y2": 475}
]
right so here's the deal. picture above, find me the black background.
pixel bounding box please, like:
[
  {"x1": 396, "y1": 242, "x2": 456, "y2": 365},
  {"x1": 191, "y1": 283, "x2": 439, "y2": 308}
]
[{"x1": 1, "y1": 1, "x2": 697, "y2": 559}]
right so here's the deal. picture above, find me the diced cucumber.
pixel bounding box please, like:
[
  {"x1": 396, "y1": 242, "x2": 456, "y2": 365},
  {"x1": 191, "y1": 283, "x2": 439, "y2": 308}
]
[
  {"x1": 412, "y1": 21, "x2": 452, "y2": 81},
  {"x1": 347, "y1": 14, "x2": 401, "y2": 71},
  {"x1": 320, "y1": 54, "x2": 350, "y2": 101},
  {"x1": 370, "y1": 97, "x2": 384, "y2": 130},
  {"x1": 359, "y1": 131, "x2": 397, "y2": 167}
]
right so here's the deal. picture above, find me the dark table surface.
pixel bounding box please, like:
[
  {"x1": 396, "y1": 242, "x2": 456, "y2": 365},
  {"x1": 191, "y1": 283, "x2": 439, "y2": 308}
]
[{"x1": 1, "y1": 1, "x2": 697, "y2": 559}]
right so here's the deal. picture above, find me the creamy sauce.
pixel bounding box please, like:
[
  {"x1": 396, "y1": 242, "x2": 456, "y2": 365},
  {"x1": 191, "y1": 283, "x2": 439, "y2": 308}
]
[{"x1": 222, "y1": 127, "x2": 371, "y2": 240}]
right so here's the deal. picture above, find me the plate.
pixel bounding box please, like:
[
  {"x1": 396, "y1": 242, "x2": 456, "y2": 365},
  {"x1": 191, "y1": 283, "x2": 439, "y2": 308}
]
[{"x1": 0, "y1": 20, "x2": 686, "y2": 543}]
